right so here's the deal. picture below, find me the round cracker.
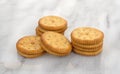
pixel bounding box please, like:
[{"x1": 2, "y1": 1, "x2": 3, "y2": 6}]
[
  {"x1": 72, "y1": 40, "x2": 103, "y2": 49},
  {"x1": 71, "y1": 27, "x2": 104, "y2": 44},
  {"x1": 73, "y1": 48, "x2": 102, "y2": 56},
  {"x1": 36, "y1": 27, "x2": 43, "y2": 36},
  {"x1": 16, "y1": 36, "x2": 44, "y2": 55},
  {"x1": 36, "y1": 27, "x2": 64, "y2": 35},
  {"x1": 38, "y1": 16, "x2": 67, "y2": 30},
  {"x1": 37, "y1": 26, "x2": 67, "y2": 33},
  {"x1": 73, "y1": 45, "x2": 102, "y2": 52},
  {"x1": 17, "y1": 51, "x2": 44, "y2": 58},
  {"x1": 40, "y1": 40, "x2": 69, "y2": 56},
  {"x1": 41, "y1": 31, "x2": 72, "y2": 54}
]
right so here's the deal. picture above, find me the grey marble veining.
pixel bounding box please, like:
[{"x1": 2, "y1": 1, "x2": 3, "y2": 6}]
[{"x1": 0, "y1": 0, "x2": 120, "y2": 74}]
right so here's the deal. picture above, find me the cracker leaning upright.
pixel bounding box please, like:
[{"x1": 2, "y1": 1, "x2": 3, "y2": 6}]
[{"x1": 41, "y1": 31, "x2": 72, "y2": 56}]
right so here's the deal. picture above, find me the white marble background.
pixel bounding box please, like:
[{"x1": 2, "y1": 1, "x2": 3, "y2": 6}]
[{"x1": 0, "y1": 0, "x2": 120, "y2": 74}]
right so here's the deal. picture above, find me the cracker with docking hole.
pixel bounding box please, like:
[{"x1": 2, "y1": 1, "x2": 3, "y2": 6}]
[
  {"x1": 71, "y1": 27, "x2": 104, "y2": 44},
  {"x1": 38, "y1": 16, "x2": 67, "y2": 30},
  {"x1": 16, "y1": 36, "x2": 44, "y2": 55},
  {"x1": 73, "y1": 48, "x2": 102, "y2": 56},
  {"x1": 41, "y1": 31, "x2": 72, "y2": 54}
]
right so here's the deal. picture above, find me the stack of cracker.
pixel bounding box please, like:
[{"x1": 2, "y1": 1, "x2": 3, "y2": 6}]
[
  {"x1": 36, "y1": 16, "x2": 67, "y2": 36},
  {"x1": 16, "y1": 36, "x2": 45, "y2": 58},
  {"x1": 71, "y1": 27, "x2": 104, "y2": 56}
]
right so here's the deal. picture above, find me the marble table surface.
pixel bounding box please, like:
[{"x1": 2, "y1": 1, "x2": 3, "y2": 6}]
[{"x1": 0, "y1": 0, "x2": 120, "y2": 74}]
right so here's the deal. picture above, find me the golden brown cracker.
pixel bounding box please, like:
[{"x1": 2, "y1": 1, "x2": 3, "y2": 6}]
[
  {"x1": 16, "y1": 36, "x2": 44, "y2": 55},
  {"x1": 73, "y1": 45, "x2": 102, "y2": 52},
  {"x1": 36, "y1": 27, "x2": 64, "y2": 36},
  {"x1": 40, "y1": 41, "x2": 69, "y2": 56},
  {"x1": 72, "y1": 40, "x2": 103, "y2": 49},
  {"x1": 17, "y1": 51, "x2": 44, "y2": 58},
  {"x1": 36, "y1": 27, "x2": 43, "y2": 36},
  {"x1": 71, "y1": 27, "x2": 104, "y2": 44},
  {"x1": 38, "y1": 16, "x2": 67, "y2": 30},
  {"x1": 37, "y1": 26, "x2": 67, "y2": 33},
  {"x1": 41, "y1": 31, "x2": 72, "y2": 54},
  {"x1": 73, "y1": 48, "x2": 102, "y2": 56}
]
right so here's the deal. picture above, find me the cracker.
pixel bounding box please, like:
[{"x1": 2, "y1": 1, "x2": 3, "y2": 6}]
[
  {"x1": 73, "y1": 45, "x2": 102, "y2": 52},
  {"x1": 36, "y1": 27, "x2": 43, "y2": 36},
  {"x1": 38, "y1": 16, "x2": 67, "y2": 30},
  {"x1": 72, "y1": 40, "x2": 103, "y2": 49},
  {"x1": 40, "y1": 40, "x2": 69, "y2": 56},
  {"x1": 71, "y1": 27, "x2": 104, "y2": 44},
  {"x1": 17, "y1": 51, "x2": 44, "y2": 58},
  {"x1": 36, "y1": 31, "x2": 42, "y2": 36},
  {"x1": 73, "y1": 48, "x2": 102, "y2": 56},
  {"x1": 36, "y1": 27, "x2": 64, "y2": 36},
  {"x1": 16, "y1": 36, "x2": 44, "y2": 55},
  {"x1": 37, "y1": 26, "x2": 67, "y2": 33},
  {"x1": 41, "y1": 31, "x2": 72, "y2": 54}
]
